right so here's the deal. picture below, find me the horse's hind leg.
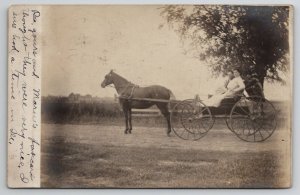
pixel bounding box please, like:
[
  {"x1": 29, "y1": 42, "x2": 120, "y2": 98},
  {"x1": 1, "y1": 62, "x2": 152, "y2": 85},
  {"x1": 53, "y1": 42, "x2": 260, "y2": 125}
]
[
  {"x1": 128, "y1": 108, "x2": 132, "y2": 134},
  {"x1": 156, "y1": 103, "x2": 172, "y2": 136}
]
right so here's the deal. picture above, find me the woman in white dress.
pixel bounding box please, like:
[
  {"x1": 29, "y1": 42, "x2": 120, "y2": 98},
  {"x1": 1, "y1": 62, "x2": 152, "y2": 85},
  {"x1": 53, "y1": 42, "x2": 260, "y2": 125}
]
[{"x1": 205, "y1": 69, "x2": 245, "y2": 107}]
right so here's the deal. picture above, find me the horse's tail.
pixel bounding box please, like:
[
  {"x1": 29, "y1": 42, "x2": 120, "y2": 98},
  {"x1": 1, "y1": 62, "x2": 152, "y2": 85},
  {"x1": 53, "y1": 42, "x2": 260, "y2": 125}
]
[{"x1": 167, "y1": 89, "x2": 176, "y2": 100}]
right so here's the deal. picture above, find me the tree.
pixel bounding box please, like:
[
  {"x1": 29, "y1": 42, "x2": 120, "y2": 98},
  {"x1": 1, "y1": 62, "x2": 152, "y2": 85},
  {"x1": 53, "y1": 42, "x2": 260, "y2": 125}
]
[{"x1": 160, "y1": 5, "x2": 291, "y2": 87}]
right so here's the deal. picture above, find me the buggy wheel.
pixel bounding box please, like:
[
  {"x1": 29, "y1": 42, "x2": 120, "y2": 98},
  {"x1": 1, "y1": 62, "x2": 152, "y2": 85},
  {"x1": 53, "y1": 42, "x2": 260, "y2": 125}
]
[
  {"x1": 171, "y1": 99, "x2": 214, "y2": 140},
  {"x1": 229, "y1": 96, "x2": 277, "y2": 142}
]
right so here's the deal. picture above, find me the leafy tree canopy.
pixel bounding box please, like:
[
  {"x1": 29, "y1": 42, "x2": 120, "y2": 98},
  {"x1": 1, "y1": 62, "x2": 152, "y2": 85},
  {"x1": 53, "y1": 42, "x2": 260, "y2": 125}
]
[{"x1": 160, "y1": 5, "x2": 291, "y2": 86}]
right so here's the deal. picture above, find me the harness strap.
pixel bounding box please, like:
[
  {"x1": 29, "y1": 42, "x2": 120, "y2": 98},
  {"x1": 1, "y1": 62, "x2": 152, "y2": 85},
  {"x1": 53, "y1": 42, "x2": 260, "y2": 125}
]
[
  {"x1": 129, "y1": 86, "x2": 136, "y2": 99},
  {"x1": 106, "y1": 82, "x2": 139, "y2": 100},
  {"x1": 119, "y1": 83, "x2": 131, "y2": 95},
  {"x1": 119, "y1": 85, "x2": 138, "y2": 100}
]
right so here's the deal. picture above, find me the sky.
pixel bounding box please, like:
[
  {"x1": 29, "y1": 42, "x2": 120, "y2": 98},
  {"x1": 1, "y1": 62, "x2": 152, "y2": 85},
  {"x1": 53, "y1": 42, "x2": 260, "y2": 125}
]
[{"x1": 42, "y1": 5, "x2": 291, "y2": 100}]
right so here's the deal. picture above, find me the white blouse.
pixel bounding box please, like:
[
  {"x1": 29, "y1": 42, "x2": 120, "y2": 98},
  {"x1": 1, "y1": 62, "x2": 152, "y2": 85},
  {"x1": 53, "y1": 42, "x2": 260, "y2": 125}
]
[{"x1": 227, "y1": 76, "x2": 245, "y2": 92}]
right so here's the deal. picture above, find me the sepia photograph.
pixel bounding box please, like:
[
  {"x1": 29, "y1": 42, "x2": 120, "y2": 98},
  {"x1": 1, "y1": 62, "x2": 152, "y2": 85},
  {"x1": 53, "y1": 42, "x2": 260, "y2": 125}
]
[{"x1": 7, "y1": 4, "x2": 293, "y2": 188}]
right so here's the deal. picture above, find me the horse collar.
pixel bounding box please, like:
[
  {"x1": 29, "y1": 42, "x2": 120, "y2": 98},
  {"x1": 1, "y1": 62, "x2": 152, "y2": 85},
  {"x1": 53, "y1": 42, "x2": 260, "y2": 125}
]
[{"x1": 119, "y1": 84, "x2": 136, "y2": 99}]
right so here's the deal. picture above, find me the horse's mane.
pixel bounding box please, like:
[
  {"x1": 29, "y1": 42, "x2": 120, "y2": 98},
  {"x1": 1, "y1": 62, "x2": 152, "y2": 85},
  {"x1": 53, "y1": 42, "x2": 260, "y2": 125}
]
[
  {"x1": 112, "y1": 71, "x2": 129, "y2": 82},
  {"x1": 112, "y1": 71, "x2": 138, "y2": 87}
]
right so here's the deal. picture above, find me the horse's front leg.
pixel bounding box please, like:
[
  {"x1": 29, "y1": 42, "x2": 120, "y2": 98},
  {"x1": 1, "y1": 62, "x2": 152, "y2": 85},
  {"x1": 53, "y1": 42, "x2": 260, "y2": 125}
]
[
  {"x1": 123, "y1": 108, "x2": 129, "y2": 134},
  {"x1": 128, "y1": 108, "x2": 132, "y2": 134}
]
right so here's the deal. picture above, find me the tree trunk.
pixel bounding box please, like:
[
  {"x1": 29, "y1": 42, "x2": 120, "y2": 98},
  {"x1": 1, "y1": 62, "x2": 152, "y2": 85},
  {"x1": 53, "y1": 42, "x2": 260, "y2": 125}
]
[{"x1": 259, "y1": 76, "x2": 264, "y2": 89}]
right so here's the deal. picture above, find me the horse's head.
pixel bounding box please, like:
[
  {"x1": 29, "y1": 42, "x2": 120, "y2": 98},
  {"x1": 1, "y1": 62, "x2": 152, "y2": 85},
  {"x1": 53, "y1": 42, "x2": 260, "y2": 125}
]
[{"x1": 101, "y1": 70, "x2": 114, "y2": 88}]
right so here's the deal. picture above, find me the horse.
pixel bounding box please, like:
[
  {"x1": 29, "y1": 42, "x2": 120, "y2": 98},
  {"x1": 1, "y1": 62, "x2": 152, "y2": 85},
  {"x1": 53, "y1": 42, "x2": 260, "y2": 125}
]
[{"x1": 101, "y1": 70, "x2": 174, "y2": 136}]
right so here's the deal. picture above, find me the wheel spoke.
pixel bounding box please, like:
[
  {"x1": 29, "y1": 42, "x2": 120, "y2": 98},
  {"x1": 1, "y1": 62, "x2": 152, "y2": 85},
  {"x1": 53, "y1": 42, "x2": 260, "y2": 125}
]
[
  {"x1": 200, "y1": 107, "x2": 208, "y2": 114},
  {"x1": 171, "y1": 100, "x2": 214, "y2": 141},
  {"x1": 261, "y1": 124, "x2": 271, "y2": 134},
  {"x1": 258, "y1": 130, "x2": 264, "y2": 140},
  {"x1": 229, "y1": 97, "x2": 277, "y2": 142},
  {"x1": 239, "y1": 105, "x2": 250, "y2": 115}
]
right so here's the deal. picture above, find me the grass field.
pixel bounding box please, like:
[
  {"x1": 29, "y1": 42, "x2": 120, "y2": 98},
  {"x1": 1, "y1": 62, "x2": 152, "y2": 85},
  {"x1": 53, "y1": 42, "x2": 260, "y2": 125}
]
[{"x1": 41, "y1": 120, "x2": 291, "y2": 188}]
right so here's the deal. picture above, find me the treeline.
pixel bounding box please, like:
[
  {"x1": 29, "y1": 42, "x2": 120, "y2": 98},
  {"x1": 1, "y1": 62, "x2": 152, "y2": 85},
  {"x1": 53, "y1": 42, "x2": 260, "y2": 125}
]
[{"x1": 42, "y1": 94, "x2": 123, "y2": 124}]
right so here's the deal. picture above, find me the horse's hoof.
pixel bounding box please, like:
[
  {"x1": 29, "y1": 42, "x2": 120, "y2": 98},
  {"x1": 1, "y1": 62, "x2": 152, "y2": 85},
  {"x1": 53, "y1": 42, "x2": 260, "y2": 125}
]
[
  {"x1": 124, "y1": 131, "x2": 128, "y2": 134},
  {"x1": 128, "y1": 128, "x2": 132, "y2": 134},
  {"x1": 167, "y1": 133, "x2": 171, "y2": 137}
]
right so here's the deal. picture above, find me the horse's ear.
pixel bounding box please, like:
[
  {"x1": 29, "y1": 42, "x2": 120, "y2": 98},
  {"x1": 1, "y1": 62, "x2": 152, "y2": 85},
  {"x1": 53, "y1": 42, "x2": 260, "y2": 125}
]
[{"x1": 110, "y1": 69, "x2": 113, "y2": 73}]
